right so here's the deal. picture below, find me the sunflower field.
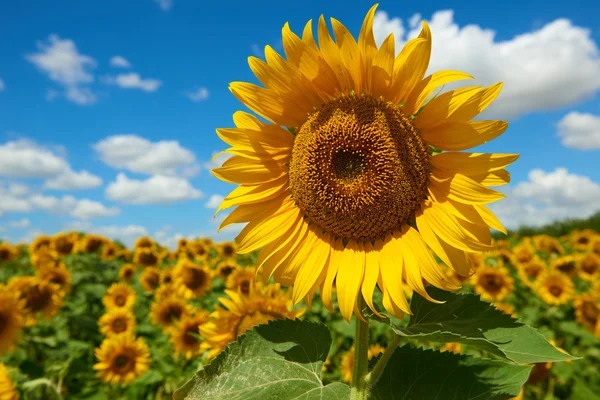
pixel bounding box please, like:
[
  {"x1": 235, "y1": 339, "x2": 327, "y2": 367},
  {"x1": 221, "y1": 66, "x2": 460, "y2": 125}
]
[{"x1": 0, "y1": 228, "x2": 598, "y2": 400}]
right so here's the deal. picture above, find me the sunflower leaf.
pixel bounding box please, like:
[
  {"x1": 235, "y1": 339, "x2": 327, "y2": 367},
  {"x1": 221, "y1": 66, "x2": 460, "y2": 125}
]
[
  {"x1": 371, "y1": 345, "x2": 531, "y2": 400},
  {"x1": 390, "y1": 287, "x2": 579, "y2": 364},
  {"x1": 173, "y1": 318, "x2": 349, "y2": 400}
]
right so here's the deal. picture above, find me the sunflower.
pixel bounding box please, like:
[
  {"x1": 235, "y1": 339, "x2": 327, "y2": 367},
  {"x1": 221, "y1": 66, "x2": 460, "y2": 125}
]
[
  {"x1": 51, "y1": 232, "x2": 79, "y2": 257},
  {"x1": 98, "y1": 309, "x2": 137, "y2": 337},
  {"x1": 534, "y1": 271, "x2": 574, "y2": 306},
  {"x1": 154, "y1": 284, "x2": 181, "y2": 302},
  {"x1": 133, "y1": 247, "x2": 162, "y2": 268},
  {"x1": 0, "y1": 286, "x2": 25, "y2": 355},
  {"x1": 30, "y1": 247, "x2": 61, "y2": 270},
  {"x1": 150, "y1": 297, "x2": 192, "y2": 332},
  {"x1": 189, "y1": 241, "x2": 210, "y2": 262},
  {"x1": 225, "y1": 266, "x2": 256, "y2": 295},
  {"x1": 173, "y1": 260, "x2": 213, "y2": 298},
  {"x1": 160, "y1": 267, "x2": 175, "y2": 286},
  {"x1": 215, "y1": 260, "x2": 239, "y2": 279},
  {"x1": 471, "y1": 265, "x2": 514, "y2": 302},
  {"x1": 177, "y1": 238, "x2": 189, "y2": 249},
  {"x1": 29, "y1": 234, "x2": 52, "y2": 255},
  {"x1": 578, "y1": 253, "x2": 600, "y2": 281},
  {"x1": 116, "y1": 248, "x2": 133, "y2": 262},
  {"x1": 571, "y1": 229, "x2": 596, "y2": 250},
  {"x1": 533, "y1": 235, "x2": 563, "y2": 255},
  {"x1": 102, "y1": 283, "x2": 136, "y2": 311},
  {"x1": 169, "y1": 311, "x2": 211, "y2": 359},
  {"x1": 200, "y1": 282, "x2": 304, "y2": 359},
  {"x1": 440, "y1": 342, "x2": 462, "y2": 354},
  {"x1": 551, "y1": 256, "x2": 578, "y2": 278},
  {"x1": 512, "y1": 243, "x2": 536, "y2": 265},
  {"x1": 36, "y1": 263, "x2": 72, "y2": 295},
  {"x1": 217, "y1": 241, "x2": 237, "y2": 259},
  {"x1": 134, "y1": 236, "x2": 155, "y2": 251},
  {"x1": 573, "y1": 293, "x2": 599, "y2": 332},
  {"x1": 101, "y1": 243, "x2": 120, "y2": 261},
  {"x1": 140, "y1": 267, "x2": 161, "y2": 293},
  {"x1": 211, "y1": 5, "x2": 515, "y2": 321},
  {"x1": 492, "y1": 249, "x2": 515, "y2": 266},
  {"x1": 0, "y1": 363, "x2": 18, "y2": 400},
  {"x1": 494, "y1": 302, "x2": 517, "y2": 318},
  {"x1": 517, "y1": 257, "x2": 546, "y2": 288},
  {"x1": 118, "y1": 264, "x2": 137, "y2": 282},
  {"x1": 0, "y1": 243, "x2": 19, "y2": 263},
  {"x1": 590, "y1": 236, "x2": 600, "y2": 257},
  {"x1": 492, "y1": 239, "x2": 510, "y2": 251},
  {"x1": 93, "y1": 334, "x2": 150, "y2": 385},
  {"x1": 340, "y1": 344, "x2": 386, "y2": 383},
  {"x1": 76, "y1": 234, "x2": 107, "y2": 254},
  {"x1": 8, "y1": 277, "x2": 63, "y2": 326}
]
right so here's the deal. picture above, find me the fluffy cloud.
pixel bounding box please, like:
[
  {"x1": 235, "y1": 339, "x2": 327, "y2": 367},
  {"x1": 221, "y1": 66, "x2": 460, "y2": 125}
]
[
  {"x1": 154, "y1": 0, "x2": 173, "y2": 10},
  {"x1": 93, "y1": 134, "x2": 199, "y2": 176},
  {"x1": 106, "y1": 73, "x2": 162, "y2": 92},
  {"x1": 186, "y1": 87, "x2": 209, "y2": 102},
  {"x1": 203, "y1": 151, "x2": 231, "y2": 171},
  {"x1": 204, "y1": 194, "x2": 224, "y2": 209},
  {"x1": 8, "y1": 218, "x2": 31, "y2": 229},
  {"x1": 71, "y1": 199, "x2": 120, "y2": 219},
  {"x1": 373, "y1": 9, "x2": 600, "y2": 119},
  {"x1": 0, "y1": 183, "x2": 32, "y2": 214},
  {"x1": 28, "y1": 194, "x2": 119, "y2": 220},
  {"x1": 44, "y1": 169, "x2": 103, "y2": 190},
  {"x1": 109, "y1": 56, "x2": 131, "y2": 68},
  {"x1": 489, "y1": 168, "x2": 600, "y2": 229},
  {"x1": 557, "y1": 111, "x2": 600, "y2": 150},
  {"x1": 26, "y1": 34, "x2": 97, "y2": 105},
  {"x1": 105, "y1": 173, "x2": 203, "y2": 204}
]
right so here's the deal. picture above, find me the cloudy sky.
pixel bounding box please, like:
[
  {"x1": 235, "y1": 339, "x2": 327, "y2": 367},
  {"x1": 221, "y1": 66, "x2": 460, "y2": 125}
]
[{"x1": 0, "y1": 0, "x2": 599, "y2": 248}]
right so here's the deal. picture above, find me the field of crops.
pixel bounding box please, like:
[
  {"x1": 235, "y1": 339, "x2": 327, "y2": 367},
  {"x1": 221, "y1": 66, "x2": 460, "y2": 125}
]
[{"x1": 0, "y1": 229, "x2": 599, "y2": 399}]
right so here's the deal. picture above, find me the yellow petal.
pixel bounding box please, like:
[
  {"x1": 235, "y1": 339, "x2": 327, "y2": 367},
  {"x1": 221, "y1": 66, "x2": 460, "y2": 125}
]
[
  {"x1": 361, "y1": 240, "x2": 384, "y2": 317},
  {"x1": 216, "y1": 177, "x2": 289, "y2": 213},
  {"x1": 274, "y1": 226, "x2": 319, "y2": 285},
  {"x1": 336, "y1": 241, "x2": 365, "y2": 322},
  {"x1": 370, "y1": 34, "x2": 395, "y2": 98},
  {"x1": 317, "y1": 15, "x2": 352, "y2": 93},
  {"x1": 379, "y1": 234, "x2": 412, "y2": 315},
  {"x1": 292, "y1": 231, "x2": 331, "y2": 304},
  {"x1": 431, "y1": 152, "x2": 519, "y2": 174},
  {"x1": 469, "y1": 170, "x2": 511, "y2": 187},
  {"x1": 404, "y1": 70, "x2": 474, "y2": 116},
  {"x1": 218, "y1": 194, "x2": 287, "y2": 231},
  {"x1": 430, "y1": 173, "x2": 506, "y2": 205},
  {"x1": 419, "y1": 120, "x2": 509, "y2": 151},
  {"x1": 474, "y1": 204, "x2": 507, "y2": 234},
  {"x1": 216, "y1": 127, "x2": 292, "y2": 154},
  {"x1": 382, "y1": 37, "x2": 426, "y2": 102},
  {"x1": 260, "y1": 219, "x2": 309, "y2": 280},
  {"x1": 320, "y1": 238, "x2": 343, "y2": 311},
  {"x1": 331, "y1": 17, "x2": 363, "y2": 92},
  {"x1": 302, "y1": 19, "x2": 319, "y2": 52},
  {"x1": 415, "y1": 86, "x2": 483, "y2": 130},
  {"x1": 212, "y1": 156, "x2": 286, "y2": 185}
]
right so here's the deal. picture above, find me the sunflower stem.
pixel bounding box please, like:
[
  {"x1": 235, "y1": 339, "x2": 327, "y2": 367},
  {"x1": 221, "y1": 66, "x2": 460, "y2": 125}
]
[
  {"x1": 350, "y1": 297, "x2": 370, "y2": 400},
  {"x1": 364, "y1": 335, "x2": 401, "y2": 387}
]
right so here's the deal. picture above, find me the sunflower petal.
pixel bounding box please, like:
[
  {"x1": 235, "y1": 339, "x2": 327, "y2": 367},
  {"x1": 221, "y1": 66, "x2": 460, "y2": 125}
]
[
  {"x1": 212, "y1": 156, "x2": 286, "y2": 185},
  {"x1": 431, "y1": 152, "x2": 519, "y2": 174},
  {"x1": 260, "y1": 220, "x2": 309, "y2": 280},
  {"x1": 404, "y1": 70, "x2": 474, "y2": 116},
  {"x1": 336, "y1": 241, "x2": 365, "y2": 322},
  {"x1": 361, "y1": 240, "x2": 384, "y2": 317},
  {"x1": 218, "y1": 194, "x2": 287, "y2": 231},
  {"x1": 320, "y1": 238, "x2": 343, "y2": 311},
  {"x1": 474, "y1": 204, "x2": 507, "y2": 234},
  {"x1": 317, "y1": 15, "x2": 352, "y2": 93},
  {"x1": 379, "y1": 234, "x2": 412, "y2": 315},
  {"x1": 216, "y1": 177, "x2": 289, "y2": 213},
  {"x1": 331, "y1": 17, "x2": 363, "y2": 92},
  {"x1": 415, "y1": 86, "x2": 483, "y2": 130},
  {"x1": 430, "y1": 173, "x2": 506, "y2": 205},
  {"x1": 370, "y1": 34, "x2": 395, "y2": 98},
  {"x1": 292, "y1": 231, "x2": 331, "y2": 304}
]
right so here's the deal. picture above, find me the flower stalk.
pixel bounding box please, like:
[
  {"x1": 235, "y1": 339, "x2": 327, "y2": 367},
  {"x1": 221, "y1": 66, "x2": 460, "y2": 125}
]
[{"x1": 350, "y1": 296, "x2": 370, "y2": 400}]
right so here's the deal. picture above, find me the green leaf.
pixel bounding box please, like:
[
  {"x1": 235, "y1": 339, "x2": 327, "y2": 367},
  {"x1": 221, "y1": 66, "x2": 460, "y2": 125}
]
[
  {"x1": 371, "y1": 346, "x2": 532, "y2": 400},
  {"x1": 570, "y1": 378, "x2": 600, "y2": 400},
  {"x1": 173, "y1": 319, "x2": 349, "y2": 400},
  {"x1": 391, "y1": 287, "x2": 578, "y2": 364}
]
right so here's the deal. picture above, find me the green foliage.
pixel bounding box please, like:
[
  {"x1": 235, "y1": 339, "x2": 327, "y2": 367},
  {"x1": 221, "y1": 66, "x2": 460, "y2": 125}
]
[{"x1": 493, "y1": 211, "x2": 600, "y2": 239}]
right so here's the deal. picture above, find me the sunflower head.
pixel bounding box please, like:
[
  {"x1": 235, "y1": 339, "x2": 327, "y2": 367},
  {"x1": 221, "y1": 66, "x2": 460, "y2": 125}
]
[
  {"x1": 29, "y1": 234, "x2": 53, "y2": 255},
  {"x1": 512, "y1": 243, "x2": 536, "y2": 264},
  {"x1": 551, "y1": 255, "x2": 579, "y2": 278},
  {"x1": 169, "y1": 311, "x2": 210, "y2": 359},
  {"x1": 0, "y1": 362, "x2": 19, "y2": 400},
  {"x1": 154, "y1": 284, "x2": 181, "y2": 302},
  {"x1": 99, "y1": 308, "x2": 137, "y2": 337},
  {"x1": 534, "y1": 271, "x2": 574, "y2": 306},
  {"x1": 134, "y1": 236, "x2": 155, "y2": 251},
  {"x1": 76, "y1": 234, "x2": 107, "y2": 254},
  {"x1": 225, "y1": 266, "x2": 256, "y2": 296},
  {"x1": 8, "y1": 276, "x2": 63, "y2": 325},
  {"x1": 101, "y1": 243, "x2": 120, "y2": 261},
  {"x1": 533, "y1": 235, "x2": 564, "y2": 255},
  {"x1": 0, "y1": 243, "x2": 19, "y2": 263},
  {"x1": 571, "y1": 229, "x2": 596, "y2": 249},
  {"x1": 590, "y1": 236, "x2": 600, "y2": 257},
  {"x1": 160, "y1": 267, "x2": 174, "y2": 286},
  {"x1": 150, "y1": 297, "x2": 192, "y2": 332},
  {"x1": 102, "y1": 283, "x2": 136, "y2": 311},
  {"x1": 215, "y1": 260, "x2": 239, "y2": 279},
  {"x1": 173, "y1": 260, "x2": 213, "y2": 299},
  {"x1": 139, "y1": 267, "x2": 161, "y2": 293},
  {"x1": 189, "y1": 241, "x2": 210, "y2": 262},
  {"x1": 517, "y1": 257, "x2": 547, "y2": 287},
  {"x1": 217, "y1": 241, "x2": 237, "y2": 259},
  {"x1": 471, "y1": 265, "x2": 514, "y2": 302},
  {"x1": 573, "y1": 292, "x2": 599, "y2": 331},
  {"x1": 51, "y1": 232, "x2": 79, "y2": 256},
  {"x1": 93, "y1": 334, "x2": 150, "y2": 385},
  {"x1": 119, "y1": 263, "x2": 137, "y2": 282},
  {"x1": 36, "y1": 263, "x2": 72, "y2": 295},
  {"x1": 578, "y1": 253, "x2": 600, "y2": 281},
  {"x1": 0, "y1": 285, "x2": 25, "y2": 356},
  {"x1": 30, "y1": 247, "x2": 61, "y2": 270},
  {"x1": 133, "y1": 247, "x2": 162, "y2": 268}
]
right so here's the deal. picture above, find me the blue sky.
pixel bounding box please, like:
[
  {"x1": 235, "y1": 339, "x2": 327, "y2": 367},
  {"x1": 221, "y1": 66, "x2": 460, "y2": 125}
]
[{"x1": 1, "y1": 0, "x2": 599, "y2": 247}]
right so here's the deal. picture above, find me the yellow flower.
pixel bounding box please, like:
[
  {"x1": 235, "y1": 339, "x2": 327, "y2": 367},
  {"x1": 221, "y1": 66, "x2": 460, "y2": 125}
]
[
  {"x1": 75, "y1": 234, "x2": 107, "y2": 254},
  {"x1": 93, "y1": 334, "x2": 150, "y2": 385},
  {"x1": 133, "y1": 247, "x2": 162, "y2": 268},
  {"x1": 571, "y1": 229, "x2": 596, "y2": 250},
  {"x1": 573, "y1": 293, "x2": 599, "y2": 332},
  {"x1": 471, "y1": 265, "x2": 514, "y2": 302},
  {"x1": 100, "y1": 243, "x2": 120, "y2": 261},
  {"x1": 0, "y1": 243, "x2": 19, "y2": 263},
  {"x1": 211, "y1": 4, "x2": 515, "y2": 321},
  {"x1": 0, "y1": 363, "x2": 19, "y2": 400},
  {"x1": 200, "y1": 282, "x2": 303, "y2": 359},
  {"x1": 149, "y1": 297, "x2": 192, "y2": 332},
  {"x1": 494, "y1": 303, "x2": 517, "y2": 318},
  {"x1": 578, "y1": 253, "x2": 600, "y2": 281},
  {"x1": 8, "y1": 277, "x2": 63, "y2": 326},
  {"x1": 98, "y1": 309, "x2": 137, "y2": 337},
  {"x1": 154, "y1": 284, "x2": 180, "y2": 302},
  {"x1": 532, "y1": 235, "x2": 563, "y2": 255},
  {"x1": 215, "y1": 260, "x2": 239, "y2": 279},
  {"x1": 36, "y1": 263, "x2": 72, "y2": 295},
  {"x1": 217, "y1": 241, "x2": 237, "y2": 259},
  {"x1": 340, "y1": 344, "x2": 386, "y2": 383},
  {"x1": 225, "y1": 266, "x2": 255, "y2": 295},
  {"x1": 134, "y1": 236, "x2": 155, "y2": 251},
  {"x1": 189, "y1": 241, "x2": 210, "y2": 262},
  {"x1": 590, "y1": 236, "x2": 600, "y2": 257},
  {"x1": 173, "y1": 260, "x2": 213, "y2": 298},
  {"x1": 551, "y1": 255, "x2": 578, "y2": 278},
  {"x1": 50, "y1": 232, "x2": 79, "y2": 257},
  {"x1": 534, "y1": 271, "x2": 574, "y2": 306},
  {"x1": 492, "y1": 239, "x2": 510, "y2": 251},
  {"x1": 517, "y1": 257, "x2": 547, "y2": 287},
  {"x1": 119, "y1": 264, "x2": 137, "y2": 282},
  {"x1": 140, "y1": 267, "x2": 161, "y2": 293},
  {"x1": 160, "y1": 267, "x2": 174, "y2": 286},
  {"x1": 102, "y1": 283, "x2": 136, "y2": 311},
  {"x1": 29, "y1": 235, "x2": 52, "y2": 255},
  {"x1": 0, "y1": 286, "x2": 25, "y2": 356},
  {"x1": 30, "y1": 247, "x2": 61, "y2": 270},
  {"x1": 512, "y1": 243, "x2": 536, "y2": 265},
  {"x1": 169, "y1": 311, "x2": 210, "y2": 359},
  {"x1": 440, "y1": 342, "x2": 462, "y2": 354}
]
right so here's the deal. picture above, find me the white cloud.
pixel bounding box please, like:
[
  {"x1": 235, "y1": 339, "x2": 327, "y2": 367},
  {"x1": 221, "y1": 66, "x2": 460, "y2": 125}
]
[
  {"x1": 107, "y1": 73, "x2": 162, "y2": 92},
  {"x1": 26, "y1": 34, "x2": 97, "y2": 105},
  {"x1": 8, "y1": 218, "x2": 31, "y2": 229},
  {"x1": 489, "y1": 168, "x2": 600, "y2": 228},
  {"x1": 0, "y1": 183, "x2": 32, "y2": 214},
  {"x1": 373, "y1": 10, "x2": 600, "y2": 119},
  {"x1": 0, "y1": 139, "x2": 69, "y2": 178},
  {"x1": 105, "y1": 173, "x2": 203, "y2": 204},
  {"x1": 203, "y1": 151, "x2": 231, "y2": 171},
  {"x1": 71, "y1": 199, "x2": 120, "y2": 219},
  {"x1": 8, "y1": 183, "x2": 29, "y2": 197},
  {"x1": 44, "y1": 169, "x2": 103, "y2": 190},
  {"x1": 154, "y1": 0, "x2": 173, "y2": 11},
  {"x1": 0, "y1": 79, "x2": 5, "y2": 92},
  {"x1": 93, "y1": 134, "x2": 199, "y2": 176},
  {"x1": 187, "y1": 87, "x2": 209, "y2": 102},
  {"x1": 28, "y1": 194, "x2": 119, "y2": 220},
  {"x1": 557, "y1": 111, "x2": 600, "y2": 150},
  {"x1": 204, "y1": 194, "x2": 224, "y2": 209},
  {"x1": 109, "y1": 55, "x2": 131, "y2": 68}
]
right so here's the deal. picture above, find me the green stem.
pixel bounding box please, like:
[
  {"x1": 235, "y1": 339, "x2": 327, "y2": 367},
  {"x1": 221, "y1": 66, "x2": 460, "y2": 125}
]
[
  {"x1": 350, "y1": 297, "x2": 370, "y2": 400},
  {"x1": 364, "y1": 335, "x2": 401, "y2": 386}
]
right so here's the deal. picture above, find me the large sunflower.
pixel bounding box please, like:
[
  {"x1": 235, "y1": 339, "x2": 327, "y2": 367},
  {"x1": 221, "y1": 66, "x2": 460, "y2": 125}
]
[
  {"x1": 99, "y1": 309, "x2": 137, "y2": 337},
  {"x1": 225, "y1": 266, "x2": 256, "y2": 295},
  {"x1": 517, "y1": 257, "x2": 546, "y2": 288},
  {"x1": 139, "y1": 267, "x2": 161, "y2": 293},
  {"x1": 173, "y1": 260, "x2": 213, "y2": 298},
  {"x1": 0, "y1": 243, "x2": 19, "y2": 263},
  {"x1": 119, "y1": 263, "x2": 137, "y2": 282},
  {"x1": 8, "y1": 277, "x2": 63, "y2": 326},
  {"x1": 36, "y1": 263, "x2": 72, "y2": 295},
  {"x1": 102, "y1": 283, "x2": 136, "y2": 311},
  {"x1": 149, "y1": 297, "x2": 192, "y2": 332},
  {"x1": 169, "y1": 311, "x2": 210, "y2": 359},
  {"x1": 470, "y1": 265, "x2": 514, "y2": 302},
  {"x1": 51, "y1": 232, "x2": 79, "y2": 257},
  {"x1": 0, "y1": 363, "x2": 19, "y2": 400},
  {"x1": 133, "y1": 247, "x2": 162, "y2": 268},
  {"x1": 578, "y1": 253, "x2": 600, "y2": 281},
  {"x1": 0, "y1": 286, "x2": 25, "y2": 356},
  {"x1": 534, "y1": 271, "x2": 574, "y2": 306},
  {"x1": 211, "y1": 5, "x2": 516, "y2": 320},
  {"x1": 573, "y1": 293, "x2": 599, "y2": 332},
  {"x1": 93, "y1": 334, "x2": 150, "y2": 385}
]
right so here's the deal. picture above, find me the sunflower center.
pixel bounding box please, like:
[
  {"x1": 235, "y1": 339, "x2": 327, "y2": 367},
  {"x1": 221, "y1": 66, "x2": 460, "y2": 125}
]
[
  {"x1": 481, "y1": 273, "x2": 504, "y2": 294},
  {"x1": 0, "y1": 249, "x2": 10, "y2": 260},
  {"x1": 113, "y1": 318, "x2": 127, "y2": 333},
  {"x1": 162, "y1": 305, "x2": 183, "y2": 324},
  {"x1": 185, "y1": 268, "x2": 205, "y2": 290},
  {"x1": 223, "y1": 244, "x2": 235, "y2": 257},
  {"x1": 86, "y1": 239, "x2": 102, "y2": 253},
  {"x1": 139, "y1": 252, "x2": 157, "y2": 266},
  {"x1": 0, "y1": 312, "x2": 6, "y2": 334},
  {"x1": 113, "y1": 354, "x2": 134, "y2": 373},
  {"x1": 289, "y1": 94, "x2": 430, "y2": 241},
  {"x1": 184, "y1": 325, "x2": 199, "y2": 346},
  {"x1": 27, "y1": 286, "x2": 52, "y2": 312},
  {"x1": 548, "y1": 285, "x2": 563, "y2": 297},
  {"x1": 240, "y1": 280, "x2": 251, "y2": 295},
  {"x1": 220, "y1": 266, "x2": 234, "y2": 278},
  {"x1": 582, "y1": 302, "x2": 598, "y2": 323},
  {"x1": 114, "y1": 295, "x2": 127, "y2": 307},
  {"x1": 556, "y1": 262, "x2": 575, "y2": 276},
  {"x1": 581, "y1": 257, "x2": 598, "y2": 274},
  {"x1": 146, "y1": 273, "x2": 159, "y2": 288}
]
